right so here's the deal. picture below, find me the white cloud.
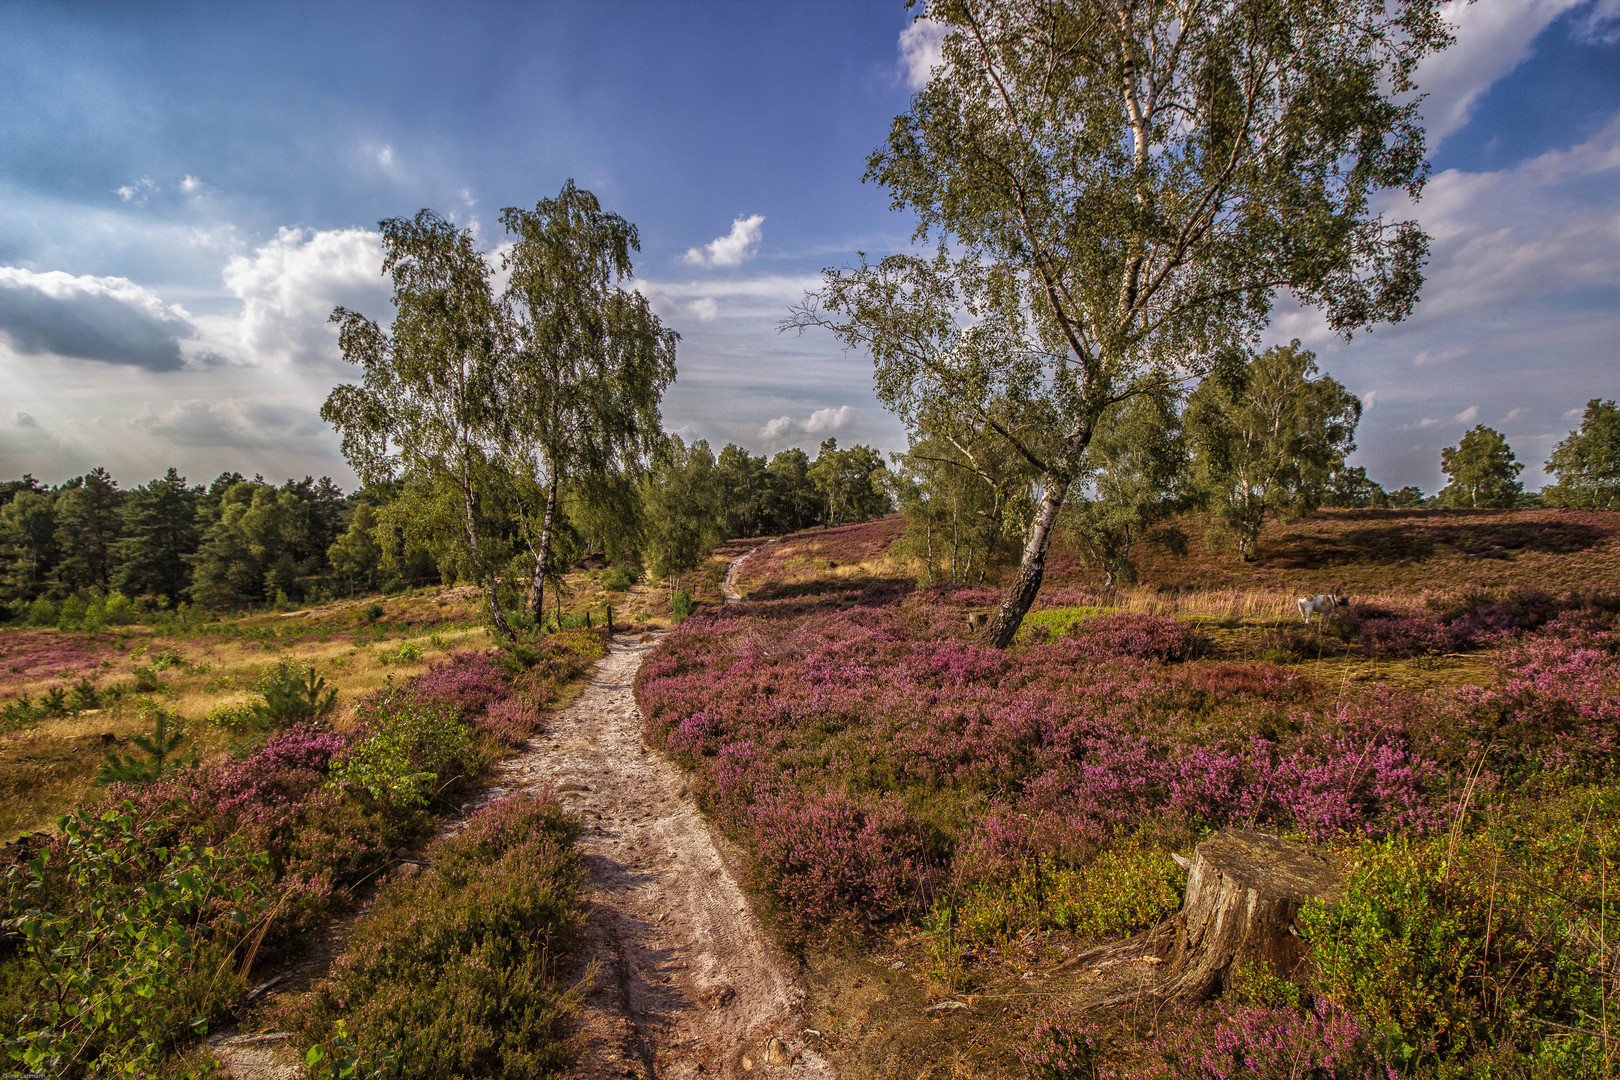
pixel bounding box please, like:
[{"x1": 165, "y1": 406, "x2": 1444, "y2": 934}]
[
  {"x1": 217, "y1": 227, "x2": 388, "y2": 370},
  {"x1": 898, "y1": 17, "x2": 947, "y2": 90},
  {"x1": 180, "y1": 174, "x2": 202, "y2": 194},
  {"x1": 1502, "y1": 406, "x2": 1529, "y2": 422},
  {"x1": 689, "y1": 297, "x2": 718, "y2": 321},
  {"x1": 683, "y1": 214, "x2": 764, "y2": 267},
  {"x1": 115, "y1": 176, "x2": 158, "y2": 203},
  {"x1": 759, "y1": 405, "x2": 856, "y2": 448},
  {"x1": 1417, "y1": 0, "x2": 1588, "y2": 146},
  {"x1": 0, "y1": 267, "x2": 197, "y2": 371},
  {"x1": 1454, "y1": 405, "x2": 1480, "y2": 423}
]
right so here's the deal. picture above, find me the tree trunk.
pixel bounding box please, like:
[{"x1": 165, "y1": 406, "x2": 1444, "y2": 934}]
[
  {"x1": 987, "y1": 478, "x2": 1072, "y2": 648},
  {"x1": 529, "y1": 476, "x2": 558, "y2": 620},
  {"x1": 1147, "y1": 828, "x2": 1344, "y2": 999},
  {"x1": 458, "y1": 465, "x2": 514, "y2": 642}
]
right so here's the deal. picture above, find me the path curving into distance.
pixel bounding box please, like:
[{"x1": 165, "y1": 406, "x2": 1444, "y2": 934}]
[
  {"x1": 497, "y1": 625, "x2": 831, "y2": 1077},
  {"x1": 213, "y1": 563, "x2": 829, "y2": 1079}
]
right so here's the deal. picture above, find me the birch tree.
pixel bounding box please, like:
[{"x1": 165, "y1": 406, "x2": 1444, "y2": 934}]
[
  {"x1": 322, "y1": 210, "x2": 518, "y2": 639},
  {"x1": 499, "y1": 181, "x2": 677, "y2": 621},
  {"x1": 788, "y1": 0, "x2": 1451, "y2": 645},
  {"x1": 1185, "y1": 341, "x2": 1360, "y2": 560}
]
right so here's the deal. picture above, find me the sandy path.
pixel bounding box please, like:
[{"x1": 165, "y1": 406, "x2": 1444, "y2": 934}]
[
  {"x1": 213, "y1": 578, "x2": 829, "y2": 1078},
  {"x1": 493, "y1": 628, "x2": 832, "y2": 1078}
]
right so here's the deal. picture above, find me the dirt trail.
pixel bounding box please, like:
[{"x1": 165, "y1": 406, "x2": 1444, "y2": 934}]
[
  {"x1": 214, "y1": 572, "x2": 829, "y2": 1079},
  {"x1": 497, "y1": 630, "x2": 831, "y2": 1078}
]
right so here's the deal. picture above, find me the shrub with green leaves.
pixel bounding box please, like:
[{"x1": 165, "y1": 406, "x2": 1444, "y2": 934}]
[
  {"x1": 1302, "y1": 785, "x2": 1620, "y2": 1077},
  {"x1": 95, "y1": 701, "x2": 193, "y2": 785},
  {"x1": 286, "y1": 794, "x2": 584, "y2": 1079},
  {"x1": 329, "y1": 689, "x2": 480, "y2": 810},
  {"x1": 2, "y1": 805, "x2": 268, "y2": 1078},
  {"x1": 670, "y1": 588, "x2": 694, "y2": 622}
]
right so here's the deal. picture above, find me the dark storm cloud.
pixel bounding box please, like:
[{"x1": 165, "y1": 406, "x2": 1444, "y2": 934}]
[{"x1": 0, "y1": 268, "x2": 195, "y2": 371}]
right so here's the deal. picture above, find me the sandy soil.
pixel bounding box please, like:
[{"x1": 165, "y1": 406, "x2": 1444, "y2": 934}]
[{"x1": 493, "y1": 629, "x2": 831, "y2": 1078}]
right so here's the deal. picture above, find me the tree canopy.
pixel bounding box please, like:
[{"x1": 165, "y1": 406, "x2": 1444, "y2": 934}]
[
  {"x1": 789, "y1": 0, "x2": 1452, "y2": 645},
  {"x1": 1187, "y1": 341, "x2": 1361, "y2": 560},
  {"x1": 1544, "y1": 399, "x2": 1620, "y2": 509},
  {"x1": 1440, "y1": 425, "x2": 1524, "y2": 509}
]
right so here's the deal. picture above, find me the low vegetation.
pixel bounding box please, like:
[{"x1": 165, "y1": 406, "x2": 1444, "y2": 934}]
[
  {"x1": 0, "y1": 576, "x2": 609, "y2": 1077},
  {"x1": 636, "y1": 513, "x2": 1620, "y2": 1078}
]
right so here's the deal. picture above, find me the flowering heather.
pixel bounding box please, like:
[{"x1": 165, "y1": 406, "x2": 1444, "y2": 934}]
[
  {"x1": 0, "y1": 629, "x2": 106, "y2": 684},
  {"x1": 734, "y1": 517, "x2": 908, "y2": 595},
  {"x1": 480, "y1": 696, "x2": 541, "y2": 748},
  {"x1": 633, "y1": 591, "x2": 1536, "y2": 937},
  {"x1": 408, "y1": 649, "x2": 509, "y2": 716},
  {"x1": 1023, "y1": 1002, "x2": 1392, "y2": 1079}
]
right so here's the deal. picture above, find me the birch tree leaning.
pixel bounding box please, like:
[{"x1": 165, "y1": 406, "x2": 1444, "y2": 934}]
[{"x1": 786, "y1": 0, "x2": 1452, "y2": 646}]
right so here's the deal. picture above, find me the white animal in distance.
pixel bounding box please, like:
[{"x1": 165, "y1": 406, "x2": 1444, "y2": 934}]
[{"x1": 1297, "y1": 593, "x2": 1349, "y2": 623}]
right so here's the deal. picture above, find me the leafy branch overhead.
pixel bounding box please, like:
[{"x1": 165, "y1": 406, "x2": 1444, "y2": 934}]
[{"x1": 788, "y1": 0, "x2": 1452, "y2": 645}]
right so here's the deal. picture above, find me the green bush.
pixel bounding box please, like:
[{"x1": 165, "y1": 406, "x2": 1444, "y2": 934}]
[
  {"x1": 670, "y1": 588, "x2": 694, "y2": 622},
  {"x1": 206, "y1": 701, "x2": 264, "y2": 733},
  {"x1": 2, "y1": 805, "x2": 268, "y2": 1078},
  {"x1": 602, "y1": 563, "x2": 637, "y2": 592},
  {"x1": 286, "y1": 795, "x2": 584, "y2": 1080},
  {"x1": 1017, "y1": 605, "x2": 1113, "y2": 645},
  {"x1": 330, "y1": 690, "x2": 481, "y2": 810},
  {"x1": 24, "y1": 596, "x2": 58, "y2": 626},
  {"x1": 252, "y1": 660, "x2": 338, "y2": 728},
  {"x1": 1302, "y1": 787, "x2": 1619, "y2": 1076},
  {"x1": 95, "y1": 701, "x2": 193, "y2": 785}
]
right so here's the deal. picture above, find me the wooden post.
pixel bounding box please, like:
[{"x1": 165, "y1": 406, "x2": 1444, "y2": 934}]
[{"x1": 606, "y1": 602, "x2": 613, "y2": 636}]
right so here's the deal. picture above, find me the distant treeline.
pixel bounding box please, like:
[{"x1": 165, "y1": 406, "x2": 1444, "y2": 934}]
[{"x1": 0, "y1": 435, "x2": 892, "y2": 624}]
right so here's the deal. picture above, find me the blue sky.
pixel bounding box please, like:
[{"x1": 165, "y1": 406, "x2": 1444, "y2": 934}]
[{"x1": 2, "y1": 0, "x2": 1617, "y2": 494}]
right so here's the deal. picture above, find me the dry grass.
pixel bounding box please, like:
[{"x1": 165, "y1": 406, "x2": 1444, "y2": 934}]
[{"x1": 0, "y1": 570, "x2": 632, "y2": 841}]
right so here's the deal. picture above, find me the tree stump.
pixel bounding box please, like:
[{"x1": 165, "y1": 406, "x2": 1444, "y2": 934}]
[{"x1": 1148, "y1": 828, "x2": 1344, "y2": 999}]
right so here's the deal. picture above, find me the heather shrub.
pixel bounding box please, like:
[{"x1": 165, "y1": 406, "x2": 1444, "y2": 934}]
[
  {"x1": 285, "y1": 794, "x2": 584, "y2": 1080},
  {"x1": 481, "y1": 696, "x2": 542, "y2": 748},
  {"x1": 1062, "y1": 612, "x2": 1195, "y2": 662},
  {"x1": 1022, "y1": 1002, "x2": 1393, "y2": 1079},
  {"x1": 746, "y1": 788, "x2": 920, "y2": 944},
  {"x1": 411, "y1": 649, "x2": 508, "y2": 717},
  {"x1": 1302, "y1": 786, "x2": 1619, "y2": 1076},
  {"x1": 2, "y1": 805, "x2": 268, "y2": 1078}
]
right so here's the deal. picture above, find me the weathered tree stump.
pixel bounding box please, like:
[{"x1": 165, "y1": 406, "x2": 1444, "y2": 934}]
[{"x1": 1147, "y1": 828, "x2": 1344, "y2": 999}]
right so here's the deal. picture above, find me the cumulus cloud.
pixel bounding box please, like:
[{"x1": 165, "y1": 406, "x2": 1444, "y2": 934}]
[
  {"x1": 683, "y1": 214, "x2": 764, "y2": 267},
  {"x1": 1454, "y1": 405, "x2": 1481, "y2": 424},
  {"x1": 689, "y1": 297, "x2": 718, "y2": 321},
  {"x1": 898, "y1": 17, "x2": 948, "y2": 89},
  {"x1": 0, "y1": 268, "x2": 197, "y2": 371},
  {"x1": 218, "y1": 226, "x2": 388, "y2": 369},
  {"x1": 129, "y1": 397, "x2": 326, "y2": 449},
  {"x1": 759, "y1": 405, "x2": 856, "y2": 447}
]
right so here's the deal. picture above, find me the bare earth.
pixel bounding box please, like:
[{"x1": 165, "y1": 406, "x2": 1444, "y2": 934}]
[{"x1": 495, "y1": 630, "x2": 831, "y2": 1078}]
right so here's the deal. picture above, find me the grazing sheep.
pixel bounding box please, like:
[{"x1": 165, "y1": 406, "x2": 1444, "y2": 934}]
[{"x1": 1297, "y1": 593, "x2": 1350, "y2": 623}]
